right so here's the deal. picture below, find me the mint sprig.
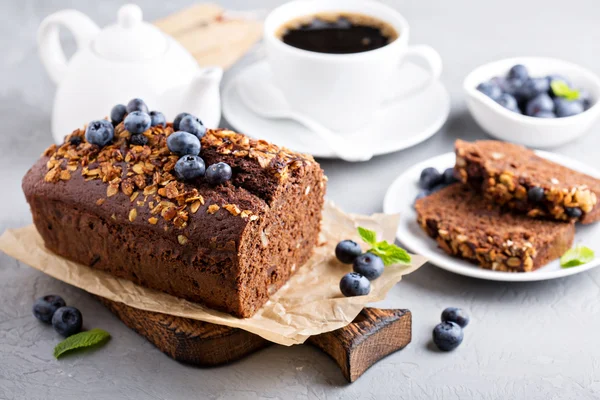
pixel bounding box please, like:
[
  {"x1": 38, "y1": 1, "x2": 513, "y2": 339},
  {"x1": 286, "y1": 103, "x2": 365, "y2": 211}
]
[
  {"x1": 551, "y1": 80, "x2": 580, "y2": 101},
  {"x1": 560, "y1": 246, "x2": 595, "y2": 268},
  {"x1": 358, "y1": 227, "x2": 411, "y2": 266},
  {"x1": 53, "y1": 328, "x2": 111, "y2": 359}
]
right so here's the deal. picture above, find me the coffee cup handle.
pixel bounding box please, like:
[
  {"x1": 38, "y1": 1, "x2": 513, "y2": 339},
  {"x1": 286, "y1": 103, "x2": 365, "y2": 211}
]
[{"x1": 381, "y1": 45, "x2": 443, "y2": 107}]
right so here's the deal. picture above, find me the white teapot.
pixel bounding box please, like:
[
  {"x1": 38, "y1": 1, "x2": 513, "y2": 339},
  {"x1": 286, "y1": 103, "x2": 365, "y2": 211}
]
[{"x1": 38, "y1": 4, "x2": 223, "y2": 143}]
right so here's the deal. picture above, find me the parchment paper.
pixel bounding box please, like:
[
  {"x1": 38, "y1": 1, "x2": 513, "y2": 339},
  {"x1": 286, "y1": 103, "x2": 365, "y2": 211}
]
[{"x1": 0, "y1": 202, "x2": 426, "y2": 346}]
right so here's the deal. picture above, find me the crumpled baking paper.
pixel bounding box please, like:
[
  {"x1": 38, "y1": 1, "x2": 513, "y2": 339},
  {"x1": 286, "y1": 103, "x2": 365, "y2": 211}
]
[{"x1": 0, "y1": 201, "x2": 426, "y2": 346}]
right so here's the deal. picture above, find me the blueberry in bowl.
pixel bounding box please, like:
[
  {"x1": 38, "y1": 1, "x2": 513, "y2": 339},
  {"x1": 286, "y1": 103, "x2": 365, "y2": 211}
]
[{"x1": 464, "y1": 57, "x2": 600, "y2": 147}]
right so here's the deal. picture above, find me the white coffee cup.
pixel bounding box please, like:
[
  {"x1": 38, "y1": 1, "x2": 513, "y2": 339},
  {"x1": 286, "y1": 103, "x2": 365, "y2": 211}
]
[{"x1": 264, "y1": 0, "x2": 443, "y2": 132}]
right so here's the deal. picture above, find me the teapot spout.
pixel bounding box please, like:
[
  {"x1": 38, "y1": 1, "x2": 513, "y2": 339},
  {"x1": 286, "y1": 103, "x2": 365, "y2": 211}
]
[{"x1": 184, "y1": 67, "x2": 223, "y2": 128}]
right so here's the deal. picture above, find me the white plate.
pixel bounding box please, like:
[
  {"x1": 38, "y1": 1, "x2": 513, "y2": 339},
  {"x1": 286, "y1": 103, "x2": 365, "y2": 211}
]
[
  {"x1": 383, "y1": 151, "x2": 600, "y2": 281},
  {"x1": 222, "y1": 60, "x2": 450, "y2": 159}
]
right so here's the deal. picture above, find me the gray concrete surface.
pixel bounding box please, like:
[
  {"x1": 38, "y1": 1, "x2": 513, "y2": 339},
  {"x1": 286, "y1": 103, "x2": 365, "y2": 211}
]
[{"x1": 2, "y1": 0, "x2": 600, "y2": 399}]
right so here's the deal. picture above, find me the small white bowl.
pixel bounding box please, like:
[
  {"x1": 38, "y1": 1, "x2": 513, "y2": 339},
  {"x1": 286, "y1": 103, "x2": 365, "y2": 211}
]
[{"x1": 464, "y1": 57, "x2": 600, "y2": 148}]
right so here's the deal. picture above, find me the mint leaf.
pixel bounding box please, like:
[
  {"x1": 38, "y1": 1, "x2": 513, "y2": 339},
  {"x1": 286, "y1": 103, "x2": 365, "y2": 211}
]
[
  {"x1": 551, "y1": 80, "x2": 580, "y2": 101},
  {"x1": 357, "y1": 227, "x2": 377, "y2": 245},
  {"x1": 560, "y1": 246, "x2": 595, "y2": 268},
  {"x1": 369, "y1": 240, "x2": 411, "y2": 266},
  {"x1": 54, "y1": 328, "x2": 111, "y2": 359}
]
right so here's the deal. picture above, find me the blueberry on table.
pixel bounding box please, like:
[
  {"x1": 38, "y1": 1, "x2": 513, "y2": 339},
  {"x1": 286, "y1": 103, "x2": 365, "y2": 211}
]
[
  {"x1": 179, "y1": 115, "x2": 207, "y2": 139},
  {"x1": 508, "y1": 64, "x2": 528, "y2": 81},
  {"x1": 353, "y1": 253, "x2": 385, "y2": 281},
  {"x1": 496, "y1": 93, "x2": 520, "y2": 113},
  {"x1": 110, "y1": 104, "x2": 127, "y2": 125},
  {"x1": 52, "y1": 306, "x2": 83, "y2": 337},
  {"x1": 525, "y1": 93, "x2": 554, "y2": 116},
  {"x1": 533, "y1": 111, "x2": 557, "y2": 118},
  {"x1": 476, "y1": 81, "x2": 502, "y2": 101},
  {"x1": 433, "y1": 321, "x2": 463, "y2": 351},
  {"x1": 527, "y1": 186, "x2": 545, "y2": 203},
  {"x1": 205, "y1": 162, "x2": 233, "y2": 185},
  {"x1": 124, "y1": 111, "x2": 151, "y2": 134},
  {"x1": 149, "y1": 111, "x2": 166, "y2": 127},
  {"x1": 126, "y1": 98, "x2": 149, "y2": 114},
  {"x1": 167, "y1": 131, "x2": 201, "y2": 156},
  {"x1": 174, "y1": 155, "x2": 206, "y2": 180},
  {"x1": 565, "y1": 207, "x2": 583, "y2": 219},
  {"x1": 335, "y1": 240, "x2": 362, "y2": 264},
  {"x1": 339, "y1": 272, "x2": 371, "y2": 297},
  {"x1": 555, "y1": 98, "x2": 585, "y2": 117},
  {"x1": 441, "y1": 307, "x2": 470, "y2": 328},
  {"x1": 32, "y1": 295, "x2": 66, "y2": 324},
  {"x1": 517, "y1": 77, "x2": 550, "y2": 100},
  {"x1": 419, "y1": 167, "x2": 442, "y2": 190},
  {"x1": 173, "y1": 112, "x2": 191, "y2": 131},
  {"x1": 129, "y1": 134, "x2": 148, "y2": 146},
  {"x1": 85, "y1": 120, "x2": 114, "y2": 147},
  {"x1": 443, "y1": 168, "x2": 458, "y2": 185}
]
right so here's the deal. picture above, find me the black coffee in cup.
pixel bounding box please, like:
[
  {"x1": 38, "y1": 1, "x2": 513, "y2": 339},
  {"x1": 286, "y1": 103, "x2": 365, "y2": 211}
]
[{"x1": 277, "y1": 12, "x2": 398, "y2": 54}]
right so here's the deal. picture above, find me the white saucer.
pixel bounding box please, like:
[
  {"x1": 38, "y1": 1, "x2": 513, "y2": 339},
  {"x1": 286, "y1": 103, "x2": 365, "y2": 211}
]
[
  {"x1": 383, "y1": 151, "x2": 600, "y2": 282},
  {"x1": 222, "y1": 60, "x2": 450, "y2": 159}
]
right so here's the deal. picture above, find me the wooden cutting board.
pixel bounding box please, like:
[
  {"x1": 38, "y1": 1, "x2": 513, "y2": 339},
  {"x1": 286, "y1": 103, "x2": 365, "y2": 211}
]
[
  {"x1": 154, "y1": 3, "x2": 263, "y2": 69},
  {"x1": 99, "y1": 297, "x2": 412, "y2": 383}
]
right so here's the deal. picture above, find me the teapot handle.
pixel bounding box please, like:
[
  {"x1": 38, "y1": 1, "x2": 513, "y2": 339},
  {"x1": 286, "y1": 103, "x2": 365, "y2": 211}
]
[{"x1": 37, "y1": 10, "x2": 100, "y2": 85}]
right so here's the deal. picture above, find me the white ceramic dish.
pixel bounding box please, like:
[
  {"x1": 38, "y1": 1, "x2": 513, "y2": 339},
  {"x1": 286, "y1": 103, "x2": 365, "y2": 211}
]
[
  {"x1": 222, "y1": 60, "x2": 450, "y2": 159},
  {"x1": 383, "y1": 151, "x2": 600, "y2": 282},
  {"x1": 464, "y1": 57, "x2": 600, "y2": 148}
]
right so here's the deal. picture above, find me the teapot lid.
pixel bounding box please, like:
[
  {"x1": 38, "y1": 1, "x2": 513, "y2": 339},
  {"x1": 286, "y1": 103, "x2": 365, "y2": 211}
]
[{"x1": 93, "y1": 4, "x2": 167, "y2": 61}]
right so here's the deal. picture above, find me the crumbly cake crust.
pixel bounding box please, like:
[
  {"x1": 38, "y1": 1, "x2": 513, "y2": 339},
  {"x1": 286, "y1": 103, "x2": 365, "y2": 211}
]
[
  {"x1": 415, "y1": 184, "x2": 575, "y2": 272},
  {"x1": 454, "y1": 140, "x2": 600, "y2": 224},
  {"x1": 23, "y1": 123, "x2": 326, "y2": 318}
]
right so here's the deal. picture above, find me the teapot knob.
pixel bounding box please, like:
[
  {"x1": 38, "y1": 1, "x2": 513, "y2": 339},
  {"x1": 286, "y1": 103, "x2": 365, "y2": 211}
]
[{"x1": 118, "y1": 4, "x2": 143, "y2": 29}]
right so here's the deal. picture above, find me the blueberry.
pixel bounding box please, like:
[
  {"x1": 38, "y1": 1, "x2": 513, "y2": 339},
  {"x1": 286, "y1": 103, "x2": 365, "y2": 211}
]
[
  {"x1": 32, "y1": 295, "x2": 66, "y2": 324},
  {"x1": 565, "y1": 207, "x2": 583, "y2": 219},
  {"x1": 85, "y1": 120, "x2": 114, "y2": 147},
  {"x1": 205, "y1": 162, "x2": 232, "y2": 185},
  {"x1": 339, "y1": 272, "x2": 371, "y2": 297},
  {"x1": 527, "y1": 186, "x2": 545, "y2": 202},
  {"x1": 335, "y1": 240, "x2": 362, "y2": 264},
  {"x1": 126, "y1": 98, "x2": 149, "y2": 114},
  {"x1": 555, "y1": 98, "x2": 584, "y2": 117},
  {"x1": 443, "y1": 168, "x2": 458, "y2": 184},
  {"x1": 353, "y1": 253, "x2": 384, "y2": 281},
  {"x1": 419, "y1": 167, "x2": 442, "y2": 190},
  {"x1": 496, "y1": 93, "x2": 520, "y2": 113},
  {"x1": 179, "y1": 115, "x2": 207, "y2": 139},
  {"x1": 441, "y1": 307, "x2": 470, "y2": 328},
  {"x1": 508, "y1": 64, "x2": 528, "y2": 81},
  {"x1": 167, "y1": 131, "x2": 201, "y2": 156},
  {"x1": 578, "y1": 89, "x2": 592, "y2": 110},
  {"x1": 533, "y1": 111, "x2": 557, "y2": 118},
  {"x1": 525, "y1": 93, "x2": 554, "y2": 116},
  {"x1": 174, "y1": 155, "x2": 206, "y2": 180},
  {"x1": 52, "y1": 306, "x2": 83, "y2": 337},
  {"x1": 110, "y1": 104, "x2": 127, "y2": 125},
  {"x1": 173, "y1": 112, "x2": 191, "y2": 131},
  {"x1": 149, "y1": 111, "x2": 166, "y2": 127},
  {"x1": 432, "y1": 321, "x2": 463, "y2": 351},
  {"x1": 517, "y1": 78, "x2": 550, "y2": 100},
  {"x1": 124, "y1": 111, "x2": 151, "y2": 134},
  {"x1": 69, "y1": 136, "x2": 82, "y2": 146},
  {"x1": 476, "y1": 81, "x2": 502, "y2": 101},
  {"x1": 129, "y1": 134, "x2": 148, "y2": 146}
]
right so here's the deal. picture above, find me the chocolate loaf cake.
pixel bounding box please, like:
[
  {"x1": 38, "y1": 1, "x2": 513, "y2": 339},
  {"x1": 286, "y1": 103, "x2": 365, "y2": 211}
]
[
  {"x1": 23, "y1": 124, "x2": 326, "y2": 318},
  {"x1": 455, "y1": 139, "x2": 600, "y2": 224},
  {"x1": 415, "y1": 184, "x2": 575, "y2": 272}
]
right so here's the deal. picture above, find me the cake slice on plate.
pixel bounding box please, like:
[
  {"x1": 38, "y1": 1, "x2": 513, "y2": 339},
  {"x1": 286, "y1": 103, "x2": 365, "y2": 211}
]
[
  {"x1": 415, "y1": 184, "x2": 574, "y2": 272},
  {"x1": 454, "y1": 139, "x2": 600, "y2": 224}
]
